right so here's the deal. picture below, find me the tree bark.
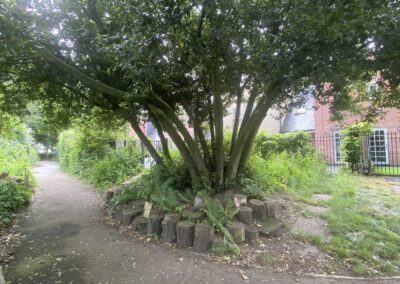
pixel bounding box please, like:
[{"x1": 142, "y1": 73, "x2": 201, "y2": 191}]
[
  {"x1": 128, "y1": 119, "x2": 163, "y2": 165},
  {"x1": 207, "y1": 94, "x2": 216, "y2": 168},
  {"x1": 150, "y1": 105, "x2": 199, "y2": 180},
  {"x1": 212, "y1": 67, "x2": 224, "y2": 189},
  {"x1": 152, "y1": 117, "x2": 172, "y2": 163},
  {"x1": 149, "y1": 94, "x2": 207, "y2": 174},
  {"x1": 230, "y1": 89, "x2": 242, "y2": 155}
]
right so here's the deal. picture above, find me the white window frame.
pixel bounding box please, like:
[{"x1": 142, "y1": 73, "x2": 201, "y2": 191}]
[
  {"x1": 368, "y1": 128, "x2": 389, "y2": 165},
  {"x1": 333, "y1": 131, "x2": 343, "y2": 163}
]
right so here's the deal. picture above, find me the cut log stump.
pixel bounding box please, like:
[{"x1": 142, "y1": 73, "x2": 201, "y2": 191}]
[
  {"x1": 264, "y1": 201, "x2": 279, "y2": 218},
  {"x1": 131, "y1": 200, "x2": 145, "y2": 217},
  {"x1": 237, "y1": 206, "x2": 253, "y2": 224},
  {"x1": 248, "y1": 199, "x2": 266, "y2": 221},
  {"x1": 233, "y1": 194, "x2": 247, "y2": 208},
  {"x1": 193, "y1": 224, "x2": 214, "y2": 252},
  {"x1": 245, "y1": 225, "x2": 259, "y2": 242},
  {"x1": 161, "y1": 213, "x2": 181, "y2": 243},
  {"x1": 176, "y1": 221, "x2": 195, "y2": 249},
  {"x1": 114, "y1": 205, "x2": 123, "y2": 222},
  {"x1": 147, "y1": 215, "x2": 163, "y2": 235},
  {"x1": 121, "y1": 209, "x2": 134, "y2": 226},
  {"x1": 133, "y1": 216, "x2": 148, "y2": 234},
  {"x1": 226, "y1": 221, "x2": 245, "y2": 243}
]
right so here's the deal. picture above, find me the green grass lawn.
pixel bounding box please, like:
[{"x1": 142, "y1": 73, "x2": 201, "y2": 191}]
[{"x1": 291, "y1": 174, "x2": 400, "y2": 276}]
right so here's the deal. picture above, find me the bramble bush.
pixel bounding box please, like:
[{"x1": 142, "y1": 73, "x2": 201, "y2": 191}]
[{"x1": 58, "y1": 126, "x2": 143, "y2": 190}]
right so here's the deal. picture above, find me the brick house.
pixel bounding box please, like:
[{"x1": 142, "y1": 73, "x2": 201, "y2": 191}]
[{"x1": 280, "y1": 87, "x2": 400, "y2": 167}]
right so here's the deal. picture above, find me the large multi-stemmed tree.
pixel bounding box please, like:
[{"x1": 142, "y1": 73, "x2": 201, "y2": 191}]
[{"x1": 0, "y1": 0, "x2": 398, "y2": 190}]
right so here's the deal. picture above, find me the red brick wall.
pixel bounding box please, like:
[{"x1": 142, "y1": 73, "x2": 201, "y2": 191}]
[{"x1": 313, "y1": 102, "x2": 400, "y2": 165}]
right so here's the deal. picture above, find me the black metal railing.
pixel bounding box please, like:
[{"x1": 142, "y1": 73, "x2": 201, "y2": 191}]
[
  {"x1": 311, "y1": 131, "x2": 400, "y2": 176},
  {"x1": 117, "y1": 131, "x2": 400, "y2": 176}
]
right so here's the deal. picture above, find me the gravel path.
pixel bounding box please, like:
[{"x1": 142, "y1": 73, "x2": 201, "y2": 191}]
[{"x1": 2, "y1": 161, "x2": 396, "y2": 283}]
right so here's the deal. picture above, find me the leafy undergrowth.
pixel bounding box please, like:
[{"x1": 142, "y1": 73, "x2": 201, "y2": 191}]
[
  {"x1": 0, "y1": 138, "x2": 37, "y2": 229},
  {"x1": 58, "y1": 127, "x2": 142, "y2": 190},
  {"x1": 294, "y1": 174, "x2": 400, "y2": 276},
  {"x1": 0, "y1": 179, "x2": 33, "y2": 228}
]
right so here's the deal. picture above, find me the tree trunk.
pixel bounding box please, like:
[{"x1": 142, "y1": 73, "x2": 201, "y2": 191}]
[
  {"x1": 149, "y1": 94, "x2": 207, "y2": 174},
  {"x1": 212, "y1": 69, "x2": 224, "y2": 189},
  {"x1": 152, "y1": 117, "x2": 172, "y2": 163},
  {"x1": 150, "y1": 105, "x2": 199, "y2": 180},
  {"x1": 207, "y1": 94, "x2": 215, "y2": 168},
  {"x1": 128, "y1": 119, "x2": 163, "y2": 165},
  {"x1": 230, "y1": 89, "x2": 242, "y2": 155}
]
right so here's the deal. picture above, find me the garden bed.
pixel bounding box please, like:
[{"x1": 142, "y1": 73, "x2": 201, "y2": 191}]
[{"x1": 103, "y1": 175, "x2": 400, "y2": 277}]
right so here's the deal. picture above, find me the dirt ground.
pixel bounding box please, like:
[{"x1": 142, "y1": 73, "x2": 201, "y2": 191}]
[{"x1": 1, "y1": 161, "x2": 398, "y2": 283}]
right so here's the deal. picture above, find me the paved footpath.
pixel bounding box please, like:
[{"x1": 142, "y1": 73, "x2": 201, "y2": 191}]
[{"x1": 2, "y1": 161, "x2": 397, "y2": 283}]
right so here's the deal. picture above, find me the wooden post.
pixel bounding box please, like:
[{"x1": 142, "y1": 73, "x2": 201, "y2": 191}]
[
  {"x1": 237, "y1": 206, "x2": 253, "y2": 224},
  {"x1": 161, "y1": 213, "x2": 181, "y2": 243},
  {"x1": 147, "y1": 215, "x2": 163, "y2": 235},
  {"x1": 176, "y1": 221, "x2": 195, "y2": 249},
  {"x1": 248, "y1": 199, "x2": 266, "y2": 221},
  {"x1": 193, "y1": 224, "x2": 214, "y2": 252}
]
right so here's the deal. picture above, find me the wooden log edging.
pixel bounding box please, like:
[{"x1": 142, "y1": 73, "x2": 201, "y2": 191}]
[
  {"x1": 237, "y1": 206, "x2": 253, "y2": 224},
  {"x1": 147, "y1": 215, "x2": 163, "y2": 235},
  {"x1": 193, "y1": 224, "x2": 214, "y2": 252},
  {"x1": 226, "y1": 221, "x2": 245, "y2": 243},
  {"x1": 161, "y1": 213, "x2": 181, "y2": 243},
  {"x1": 176, "y1": 221, "x2": 195, "y2": 249},
  {"x1": 248, "y1": 199, "x2": 266, "y2": 221}
]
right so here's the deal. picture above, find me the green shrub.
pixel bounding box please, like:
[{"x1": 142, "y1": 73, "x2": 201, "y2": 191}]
[
  {"x1": 0, "y1": 178, "x2": 33, "y2": 228},
  {"x1": 246, "y1": 151, "x2": 327, "y2": 196},
  {"x1": 0, "y1": 138, "x2": 38, "y2": 178},
  {"x1": 254, "y1": 131, "x2": 313, "y2": 159},
  {"x1": 58, "y1": 126, "x2": 142, "y2": 190},
  {"x1": 340, "y1": 122, "x2": 372, "y2": 172}
]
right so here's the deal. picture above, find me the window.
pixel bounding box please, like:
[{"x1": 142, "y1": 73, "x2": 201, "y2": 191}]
[
  {"x1": 294, "y1": 106, "x2": 306, "y2": 115},
  {"x1": 333, "y1": 132, "x2": 343, "y2": 163},
  {"x1": 368, "y1": 84, "x2": 378, "y2": 93},
  {"x1": 368, "y1": 129, "x2": 388, "y2": 164}
]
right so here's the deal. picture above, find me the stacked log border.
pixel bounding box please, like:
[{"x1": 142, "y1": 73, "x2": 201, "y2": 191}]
[{"x1": 106, "y1": 188, "x2": 283, "y2": 252}]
